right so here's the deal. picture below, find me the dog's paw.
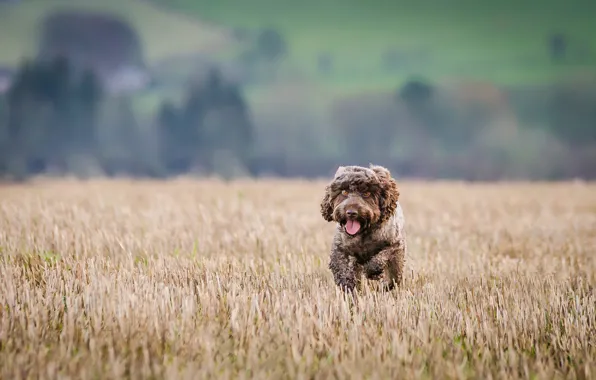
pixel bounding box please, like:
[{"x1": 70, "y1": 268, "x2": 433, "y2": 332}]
[{"x1": 364, "y1": 261, "x2": 384, "y2": 279}]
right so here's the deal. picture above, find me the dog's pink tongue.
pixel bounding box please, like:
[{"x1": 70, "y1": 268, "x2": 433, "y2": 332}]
[{"x1": 345, "y1": 220, "x2": 361, "y2": 235}]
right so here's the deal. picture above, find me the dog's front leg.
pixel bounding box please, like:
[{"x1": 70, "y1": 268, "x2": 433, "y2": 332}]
[
  {"x1": 364, "y1": 243, "x2": 405, "y2": 290},
  {"x1": 329, "y1": 250, "x2": 361, "y2": 293}
]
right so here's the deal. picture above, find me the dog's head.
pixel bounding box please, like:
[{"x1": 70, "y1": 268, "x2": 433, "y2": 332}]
[{"x1": 320, "y1": 164, "x2": 400, "y2": 236}]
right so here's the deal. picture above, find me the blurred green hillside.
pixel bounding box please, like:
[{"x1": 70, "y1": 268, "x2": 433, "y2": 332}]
[
  {"x1": 157, "y1": 0, "x2": 596, "y2": 89},
  {"x1": 2, "y1": 0, "x2": 596, "y2": 94},
  {"x1": 0, "y1": 0, "x2": 234, "y2": 66}
]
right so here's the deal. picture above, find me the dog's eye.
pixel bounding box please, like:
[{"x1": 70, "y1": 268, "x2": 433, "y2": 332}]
[
  {"x1": 362, "y1": 192, "x2": 371, "y2": 197},
  {"x1": 341, "y1": 190, "x2": 349, "y2": 196}
]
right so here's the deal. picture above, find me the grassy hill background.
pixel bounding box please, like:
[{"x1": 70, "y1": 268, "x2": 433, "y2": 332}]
[
  {"x1": 0, "y1": 0, "x2": 234, "y2": 66},
  {"x1": 2, "y1": 0, "x2": 596, "y2": 92},
  {"x1": 156, "y1": 0, "x2": 596, "y2": 88}
]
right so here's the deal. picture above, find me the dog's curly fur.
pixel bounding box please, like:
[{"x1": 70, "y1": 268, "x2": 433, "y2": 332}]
[{"x1": 320, "y1": 164, "x2": 406, "y2": 292}]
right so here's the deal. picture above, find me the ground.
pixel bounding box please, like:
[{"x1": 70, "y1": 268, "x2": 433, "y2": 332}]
[{"x1": 1, "y1": 178, "x2": 595, "y2": 378}]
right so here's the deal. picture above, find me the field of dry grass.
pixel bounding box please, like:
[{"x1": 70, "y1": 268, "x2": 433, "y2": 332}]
[{"x1": 0, "y1": 178, "x2": 595, "y2": 379}]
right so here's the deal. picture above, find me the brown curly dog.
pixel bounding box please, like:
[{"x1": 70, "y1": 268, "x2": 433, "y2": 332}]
[{"x1": 320, "y1": 164, "x2": 406, "y2": 293}]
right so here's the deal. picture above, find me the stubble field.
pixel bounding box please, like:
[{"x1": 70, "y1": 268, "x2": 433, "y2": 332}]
[{"x1": 0, "y1": 178, "x2": 595, "y2": 379}]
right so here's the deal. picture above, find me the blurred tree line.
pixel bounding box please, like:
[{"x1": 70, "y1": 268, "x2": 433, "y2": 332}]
[
  {"x1": 1, "y1": 55, "x2": 596, "y2": 181},
  {"x1": 0, "y1": 57, "x2": 254, "y2": 180},
  {"x1": 319, "y1": 77, "x2": 596, "y2": 181}
]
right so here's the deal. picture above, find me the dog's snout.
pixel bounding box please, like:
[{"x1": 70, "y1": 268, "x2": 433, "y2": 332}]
[{"x1": 346, "y1": 209, "x2": 358, "y2": 218}]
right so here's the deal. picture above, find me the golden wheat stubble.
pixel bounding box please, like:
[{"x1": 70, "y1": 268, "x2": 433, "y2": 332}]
[{"x1": 0, "y1": 178, "x2": 595, "y2": 379}]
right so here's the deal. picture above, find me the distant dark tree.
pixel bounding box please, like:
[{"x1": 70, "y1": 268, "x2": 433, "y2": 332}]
[
  {"x1": 157, "y1": 68, "x2": 254, "y2": 176},
  {"x1": 99, "y1": 97, "x2": 147, "y2": 176},
  {"x1": 398, "y1": 78, "x2": 435, "y2": 137},
  {"x1": 5, "y1": 59, "x2": 54, "y2": 177},
  {"x1": 256, "y1": 28, "x2": 287, "y2": 61},
  {"x1": 38, "y1": 10, "x2": 145, "y2": 79},
  {"x1": 399, "y1": 78, "x2": 434, "y2": 105},
  {"x1": 45, "y1": 66, "x2": 102, "y2": 167},
  {"x1": 1, "y1": 56, "x2": 104, "y2": 179},
  {"x1": 158, "y1": 100, "x2": 196, "y2": 173},
  {"x1": 234, "y1": 27, "x2": 289, "y2": 83},
  {"x1": 547, "y1": 84, "x2": 596, "y2": 145},
  {"x1": 548, "y1": 33, "x2": 568, "y2": 63},
  {"x1": 74, "y1": 69, "x2": 102, "y2": 149},
  {"x1": 398, "y1": 78, "x2": 489, "y2": 149}
]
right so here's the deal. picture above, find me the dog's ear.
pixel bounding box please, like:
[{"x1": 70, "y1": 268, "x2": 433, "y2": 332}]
[
  {"x1": 370, "y1": 165, "x2": 400, "y2": 223},
  {"x1": 320, "y1": 167, "x2": 346, "y2": 222},
  {"x1": 320, "y1": 183, "x2": 336, "y2": 222}
]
